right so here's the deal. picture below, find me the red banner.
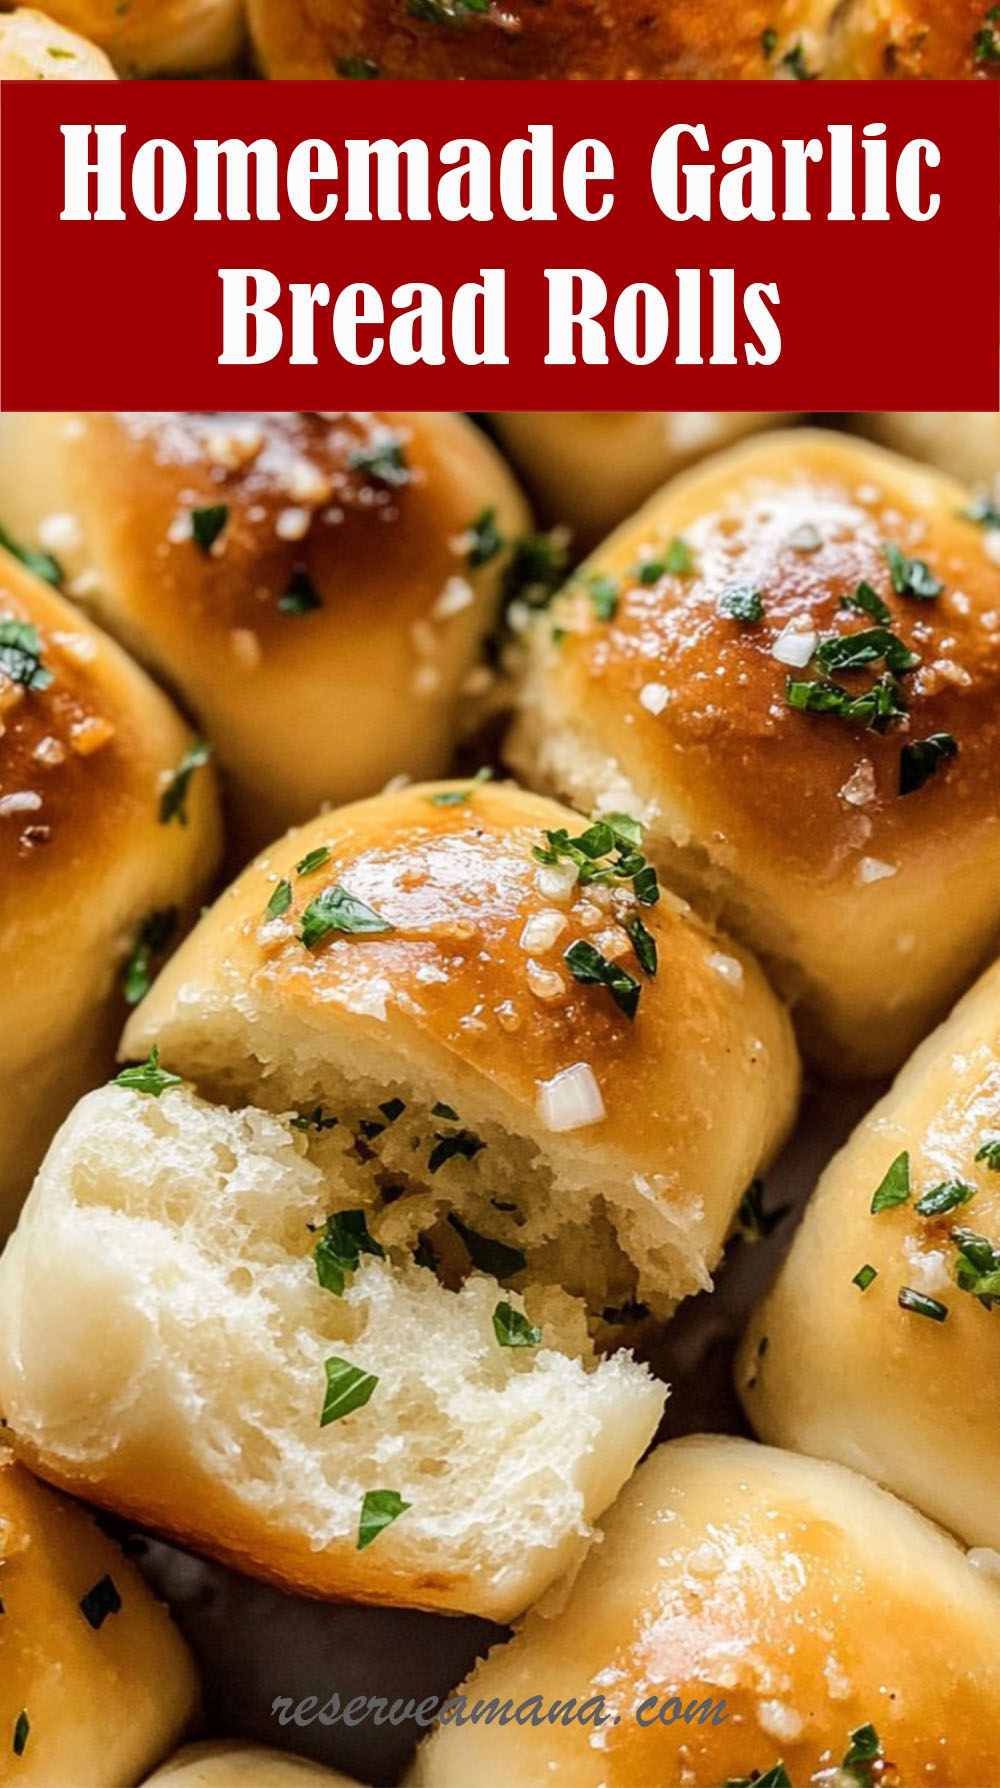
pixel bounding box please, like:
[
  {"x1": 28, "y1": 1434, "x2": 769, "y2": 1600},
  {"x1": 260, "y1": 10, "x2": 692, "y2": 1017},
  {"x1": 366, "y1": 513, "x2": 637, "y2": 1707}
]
[{"x1": 1, "y1": 79, "x2": 997, "y2": 409}]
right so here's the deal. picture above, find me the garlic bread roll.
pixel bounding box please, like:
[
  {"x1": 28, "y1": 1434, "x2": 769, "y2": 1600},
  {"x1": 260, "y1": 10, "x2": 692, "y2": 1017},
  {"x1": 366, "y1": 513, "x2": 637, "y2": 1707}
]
[
  {"x1": 0, "y1": 547, "x2": 220, "y2": 1229},
  {"x1": 824, "y1": 0, "x2": 1000, "y2": 76},
  {"x1": 0, "y1": 7, "x2": 115, "y2": 74},
  {"x1": 0, "y1": 413, "x2": 528, "y2": 853},
  {"x1": 489, "y1": 414, "x2": 794, "y2": 549},
  {"x1": 0, "y1": 1082, "x2": 664, "y2": 1622},
  {"x1": 0, "y1": 1449, "x2": 198, "y2": 1787},
  {"x1": 124, "y1": 779, "x2": 800, "y2": 1325},
  {"x1": 25, "y1": 0, "x2": 243, "y2": 70},
  {"x1": 248, "y1": 0, "x2": 831, "y2": 80},
  {"x1": 739, "y1": 952, "x2": 1000, "y2": 1552},
  {"x1": 858, "y1": 413, "x2": 1000, "y2": 492},
  {"x1": 507, "y1": 429, "x2": 1000, "y2": 1078},
  {"x1": 147, "y1": 1745, "x2": 357, "y2": 1785},
  {"x1": 410, "y1": 1435, "x2": 1000, "y2": 1788}
]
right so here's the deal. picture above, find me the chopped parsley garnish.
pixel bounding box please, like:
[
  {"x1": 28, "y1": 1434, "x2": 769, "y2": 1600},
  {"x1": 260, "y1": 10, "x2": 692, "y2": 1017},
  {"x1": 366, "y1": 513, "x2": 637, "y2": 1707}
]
[
  {"x1": 12, "y1": 1712, "x2": 28, "y2": 1758},
  {"x1": 787, "y1": 522, "x2": 822, "y2": 552},
  {"x1": 428, "y1": 1129, "x2": 485, "y2": 1173},
  {"x1": 736, "y1": 1179, "x2": 787, "y2": 1241},
  {"x1": 114, "y1": 1047, "x2": 182, "y2": 1099},
  {"x1": 408, "y1": 0, "x2": 490, "y2": 18},
  {"x1": 853, "y1": 1263, "x2": 878, "y2": 1291},
  {"x1": 725, "y1": 1766, "x2": 791, "y2": 1788},
  {"x1": 975, "y1": 1135, "x2": 1000, "y2": 1171},
  {"x1": 348, "y1": 434, "x2": 410, "y2": 486},
  {"x1": 300, "y1": 885, "x2": 394, "y2": 949},
  {"x1": 870, "y1": 1150, "x2": 911, "y2": 1213},
  {"x1": 973, "y1": 4, "x2": 1000, "y2": 62},
  {"x1": 785, "y1": 672, "x2": 907, "y2": 732},
  {"x1": 0, "y1": 619, "x2": 53, "y2": 692},
  {"x1": 882, "y1": 541, "x2": 944, "y2": 600},
  {"x1": 429, "y1": 768, "x2": 492, "y2": 806},
  {"x1": 953, "y1": 1227, "x2": 1000, "y2": 1307},
  {"x1": 0, "y1": 523, "x2": 62, "y2": 587},
  {"x1": 379, "y1": 1098, "x2": 406, "y2": 1123},
  {"x1": 662, "y1": 536, "x2": 696, "y2": 576},
  {"x1": 843, "y1": 1723, "x2": 883, "y2": 1782},
  {"x1": 624, "y1": 913, "x2": 657, "y2": 977},
  {"x1": 493, "y1": 1300, "x2": 542, "y2": 1347},
  {"x1": 814, "y1": 626, "x2": 919, "y2": 676},
  {"x1": 265, "y1": 879, "x2": 292, "y2": 920},
  {"x1": 961, "y1": 491, "x2": 1000, "y2": 527},
  {"x1": 296, "y1": 846, "x2": 331, "y2": 876},
  {"x1": 190, "y1": 504, "x2": 228, "y2": 553},
  {"x1": 448, "y1": 1214, "x2": 525, "y2": 1277},
  {"x1": 760, "y1": 24, "x2": 777, "y2": 55},
  {"x1": 914, "y1": 1179, "x2": 975, "y2": 1218},
  {"x1": 320, "y1": 1356, "x2": 378, "y2": 1426},
  {"x1": 899, "y1": 733, "x2": 958, "y2": 795},
  {"x1": 337, "y1": 55, "x2": 381, "y2": 76},
  {"x1": 587, "y1": 574, "x2": 619, "y2": 622},
  {"x1": 122, "y1": 907, "x2": 177, "y2": 1005},
  {"x1": 717, "y1": 586, "x2": 764, "y2": 623},
  {"x1": 357, "y1": 1488, "x2": 409, "y2": 1550},
  {"x1": 841, "y1": 580, "x2": 891, "y2": 625},
  {"x1": 502, "y1": 531, "x2": 570, "y2": 612},
  {"x1": 564, "y1": 939, "x2": 641, "y2": 1020},
  {"x1": 898, "y1": 1286, "x2": 948, "y2": 1322},
  {"x1": 314, "y1": 1210, "x2": 384, "y2": 1295},
  {"x1": 159, "y1": 739, "x2": 212, "y2": 825},
  {"x1": 291, "y1": 1106, "x2": 338, "y2": 1132},
  {"x1": 79, "y1": 1574, "x2": 122, "y2": 1630},
  {"x1": 431, "y1": 1101, "x2": 459, "y2": 1121},
  {"x1": 465, "y1": 506, "x2": 503, "y2": 567},
  {"x1": 781, "y1": 41, "x2": 815, "y2": 75},
  {"x1": 278, "y1": 566, "x2": 322, "y2": 615},
  {"x1": 533, "y1": 813, "x2": 659, "y2": 906}
]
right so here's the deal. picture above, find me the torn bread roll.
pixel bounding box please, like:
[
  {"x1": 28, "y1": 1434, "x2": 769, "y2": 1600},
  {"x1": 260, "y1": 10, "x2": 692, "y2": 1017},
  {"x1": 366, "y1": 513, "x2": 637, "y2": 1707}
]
[
  {"x1": 20, "y1": 0, "x2": 243, "y2": 70},
  {"x1": 489, "y1": 414, "x2": 794, "y2": 549},
  {"x1": 146, "y1": 1745, "x2": 358, "y2": 1785},
  {"x1": 507, "y1": 429, "x2": 1000, "y2": 1078},
  {"x1": 0, "y1": 6, "x2": 116, "y2": 74},
  {"x1": 0, "y1": 1449, "x2": 198, "y2": 1787},
  {"x1": 0, "y1": 412, "x2": 528, "y2": 853},
  {"x1": 857, "y1": 412, "x2": 1000, "y2": 493},
  {"x1": 0, "y1": 545, "x2": 221, "y2": 1229},
  {"x1": 409, "y1": 1435, "x2": 1000, "y2": 1788},
  {"x1": 738, "y1": 951, "x2": 1000, "y2": 1553}
]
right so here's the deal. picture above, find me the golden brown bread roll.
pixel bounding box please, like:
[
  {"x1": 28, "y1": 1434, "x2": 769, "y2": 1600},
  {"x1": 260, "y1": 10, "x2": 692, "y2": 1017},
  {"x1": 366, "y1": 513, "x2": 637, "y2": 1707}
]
[
  {"x1": 0, "y1": 413, "x2": 528, "y2": 853},
  {"x1": 18, "y1": 0, "x2": 243, "y2": 70},
  {"x1": 738, "y1": 951, "x2": 1000, "y2": 1553},
  {"x1": 488, "y1": 414, "x2": 796, "y2": 551},
  {"x1": 826, "y1": 0, "x2": 1000, "y2": 75},
  {"x1": 0, "y1": 1449, "x2": 198, "y2": 1787},
  {"x1": 858, "y1": 412, "x2": 1000, "y2": 491},
  {"x1": 507, "y1": 428, "x2": 1000, "y2": 1078},
  {"x1": 0, "y1": 545, "x2": 220, "y2": 1230},
  {"x1": 146, "y1": 1744, "x2": 356, "y2": 1785},
  {"x1": 0, "y1": 6, "x2": 116, "y2": 74},
  {"x1": 409, "y1": 1435, "x2": 1000, "y2": 1788}
]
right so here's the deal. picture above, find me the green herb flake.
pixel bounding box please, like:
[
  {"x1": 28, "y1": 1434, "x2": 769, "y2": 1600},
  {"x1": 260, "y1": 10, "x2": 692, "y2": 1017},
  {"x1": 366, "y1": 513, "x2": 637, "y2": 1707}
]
[
  {"x1": 624, "y1": 913, "x2": 658, "y2": 978},
  {"x1": 870, "y1": 1150, "x2": 911, "y2": 1214},
  {"x1": 760, "y1": 24, "x2": 777, "y2": 55},
  {"x1": 493, "y1": 1300, "x2": 542, "y2": 1347},
  {"x1": 725, "y1": 1766, "x2": 792, "y2": 1788},
  {"x1": 465, "y1": 507, "x2": 503, "y2": 567},
  {"x1": 843, "y1": 1722, "x2": 883, "y2": 1782},
  {"x1": 973, "y1": 4, "x2": 1000, "y2": 62},
  {"x1": 961, "y1": 492, "x2": 1000, "y2": 528},
  {"x1": 278, "y1": 566, "x2": 322, "y2": 615},
  {"x1": 785, "y1": 672, "x2": 907, "y2": 733},
  {"x1": 898, "y1": 1286, "x2": 949, "y2": 1322},
  {"x1": 533, "y1": 814, "x2": 659, "y2": 907},
  {"x1": 587, "y1": 574, "x2": 619, "y2": 622},
  {"x1": 296, "y1": 846, "x2": 331, "y2": 877},
  {"x1": 842, "y1": 580, "x2": 891, "y2": 625},
  {"x1": 814, "y1": 626, "x2": 920, "y2": 677},
  {"x1": 265, "y1": 879, "x2": 292, "y2": 920},
  {"x1": 502, "y1": 531, "x2": 570, "y2": 613},
  {"x1": 975, "y1": 1135, "x2": 1000, "y2": 1172},
  {"x1": 320, "y1": 1356, "x2": 378, "y2": 1426},
  {"x1": 190, "y1": 504, "x2": 228, "y2": 554},
  {"x1": 431, "y1": 1101, "x2": 459, "y2": 1121},
  {"x1": 448, "y1": 1214, "x2": 525, "y2": 1278},
  {"x1": 781, "y1": 41, "x2": 816, "y2": 75},
  {"x1": 429, "y1": 767, "x2": 492, "y2": 806},
  {"x1": 114, "y1": 1047, "x2": 182, "y2": 1100},
  {"x1": 12, "y1": 1712, "x2": 28, "y2": 1758},
  {"x1": 300, "y1": 885, "x2": 394, "y2": 950},
  {"x1": 337, "y1": 55, "x2": 381, "y2": 76},
  {"x1": 915, "y1": 1179, "x2": 976, "y2": 1218},
  {"x1": 736, "y1": 1179, "x2": 787, "y2": 1241},
  {"x1": 378, "y1": 1098, "x2": 406, "y2": 1123},
  {"x1": 564, "y1": 938, "x2": 641, "y2": 1021},
  {"x1": 852, "y1": 1263, "x2": 878, "y2": 1291},
  {"x1": 899, "y1": 733, "x2": 958, "y2": 795},
  {"x1": 882, "y1": 541, "x2": 944, "y2": 600},
  {"x1": 953, "y1": 1227, "x2": 1000, "y2": 1307},
  {"x1": 348, "y1": 434, "x2": 410, "y2": 487},
  {"x1": 0, "y1": 522, "x2": 62, "y2": 587},
  {"x1": 0, "y1": 618, "x2": 53, "y2": 692},
  {"x1": 159, "y1": 739, "x2": 212, "y2": 826},
  {"x1": 122, "y1": 907, "x2": 178, "y2": 1006},
  {"x1": 79, "y1": 1574, "x2": 122, "y2": 1630},
  {"x1": 429, "y1": 1130, "x2": 485, "y2": 1173},
  {"x1": 314, "y1": 1209, "x2": 385, "y2": 1295},
  {"x1": 357, "y1": 1488, "x2": 409, "y2": 1550},
  {"x1": 290, "y1": 1106, "x2": 338, "y2": 1132},
  {"x1": 717, "y1": 585, "x2": 764, "y2": 623}
]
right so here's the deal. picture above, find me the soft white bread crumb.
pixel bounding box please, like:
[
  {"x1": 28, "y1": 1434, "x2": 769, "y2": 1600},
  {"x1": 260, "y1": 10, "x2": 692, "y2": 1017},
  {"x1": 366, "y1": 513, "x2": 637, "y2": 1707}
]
[
  {"x1": 0, "y1": 1086, "x2": 664, "y2": 1623},
  {"x1": 0, "y1": 7, "x2": 116, "y2": 76}
]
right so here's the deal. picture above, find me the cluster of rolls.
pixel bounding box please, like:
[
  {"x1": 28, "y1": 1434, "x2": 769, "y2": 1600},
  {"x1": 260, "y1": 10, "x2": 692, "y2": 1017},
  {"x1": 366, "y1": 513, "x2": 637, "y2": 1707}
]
[
  {"x1": 4, "y1": 0, "x2": 1000, "y2": 77},
  {"x1": 0, "y1": 408, "x2": 1000, "y2": 1784}
]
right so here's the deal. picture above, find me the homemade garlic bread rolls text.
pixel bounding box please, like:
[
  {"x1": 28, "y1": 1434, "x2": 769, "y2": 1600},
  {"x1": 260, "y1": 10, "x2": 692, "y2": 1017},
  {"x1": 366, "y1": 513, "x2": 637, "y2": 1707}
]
[
  {"x1": 739, "y1": 952, "x2": 1000, "y2": 1553},
  {"x1": 0, "y1": 1450, "x2": 198, "y2": 1787},
  {"x1": 411, "y1": 1436, "x2": 1000, "y2": 1788},
  {"x1": 0, "y1": 412, "x2": 528, "y2": 852},
  {"x1": 508, "y1": 429, "x2": 1000, "y2": 1077},
  {"x1": 0, "y1": 547, "x2": 220, "y2": 1229}
]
